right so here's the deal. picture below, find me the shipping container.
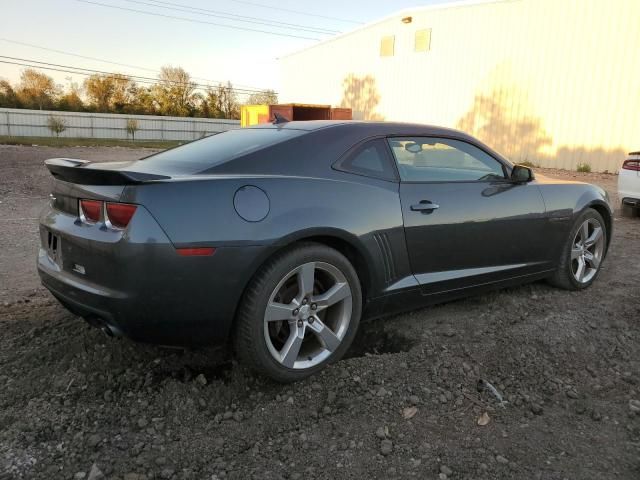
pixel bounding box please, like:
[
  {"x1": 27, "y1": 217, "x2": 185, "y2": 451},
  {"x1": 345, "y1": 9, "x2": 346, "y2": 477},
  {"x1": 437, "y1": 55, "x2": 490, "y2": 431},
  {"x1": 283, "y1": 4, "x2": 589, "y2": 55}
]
[{"x1": 240, "y1": 104, "x2": 351, "y2": 127}]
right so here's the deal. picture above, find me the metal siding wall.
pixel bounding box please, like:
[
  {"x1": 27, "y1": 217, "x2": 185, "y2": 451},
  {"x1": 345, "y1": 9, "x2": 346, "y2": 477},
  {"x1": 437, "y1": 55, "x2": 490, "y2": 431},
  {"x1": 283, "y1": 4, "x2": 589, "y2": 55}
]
[
  {"x1": 280, "y1": 0, "x2": 640, "y2": 173},
  {"x1": 0, "y1": 108, "x2": 240, "y2": 140},
  {"x1": 0, "y1": 110, "x2": 9, "y2": 136}
]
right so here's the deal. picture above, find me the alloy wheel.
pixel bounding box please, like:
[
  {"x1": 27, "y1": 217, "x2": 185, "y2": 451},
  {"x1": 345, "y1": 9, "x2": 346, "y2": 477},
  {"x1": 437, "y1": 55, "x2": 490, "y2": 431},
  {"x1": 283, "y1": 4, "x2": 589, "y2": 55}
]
[
  {"x1": 571, "y1": 218, "x2": 605, "y2": 283},
  {"x1": 263, "y1": 261, "x2": 352, "y2": 369}
]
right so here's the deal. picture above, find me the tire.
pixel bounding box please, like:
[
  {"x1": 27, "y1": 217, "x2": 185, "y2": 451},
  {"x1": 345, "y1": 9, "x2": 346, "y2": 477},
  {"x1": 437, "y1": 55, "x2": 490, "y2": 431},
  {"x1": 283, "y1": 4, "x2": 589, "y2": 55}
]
[
  {"x1": 548, "y1": 208, "x2": 607, "y2": 290},
  {"x1": 234, "y1": 242, "x2": 362, "y2": 383}
]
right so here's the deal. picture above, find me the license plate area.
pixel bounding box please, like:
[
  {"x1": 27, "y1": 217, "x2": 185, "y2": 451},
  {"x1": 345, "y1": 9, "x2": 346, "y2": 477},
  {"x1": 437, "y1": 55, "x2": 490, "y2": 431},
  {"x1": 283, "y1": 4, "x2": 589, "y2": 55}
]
[{"x1": 46, "y1": 231, "x2": 62, "y2": 266}]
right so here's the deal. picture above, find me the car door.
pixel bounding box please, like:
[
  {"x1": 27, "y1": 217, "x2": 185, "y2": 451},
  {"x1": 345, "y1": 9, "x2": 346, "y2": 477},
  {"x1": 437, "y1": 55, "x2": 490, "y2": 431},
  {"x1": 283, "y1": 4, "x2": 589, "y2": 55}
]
[{"x1": 387, "y1": 136, "x2": 550, "y2": 295}]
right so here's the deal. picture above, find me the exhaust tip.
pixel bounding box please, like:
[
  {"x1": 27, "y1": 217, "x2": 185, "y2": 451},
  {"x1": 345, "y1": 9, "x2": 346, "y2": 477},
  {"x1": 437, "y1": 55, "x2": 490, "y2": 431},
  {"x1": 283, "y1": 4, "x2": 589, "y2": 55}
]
[
  {"x1": 100, "y1": 323, "x2": 123, "y2": 338},
  {"x1": 100, "y1": 325, "x2": 114, "y2": 337},
  {"x1": 84, "y1": 315, "x2": 123, "y2": 338}
]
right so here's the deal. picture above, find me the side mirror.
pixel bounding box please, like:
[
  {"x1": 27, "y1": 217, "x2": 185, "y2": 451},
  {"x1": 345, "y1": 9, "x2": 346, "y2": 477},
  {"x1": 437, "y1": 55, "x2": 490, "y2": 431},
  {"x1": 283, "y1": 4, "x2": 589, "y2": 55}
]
[
  {"x1": 405, "y1": 142, "x2": 422, "y2": 153},
  {"x1": 511, "y1": 164, "x2": 534, "y2": 183}
]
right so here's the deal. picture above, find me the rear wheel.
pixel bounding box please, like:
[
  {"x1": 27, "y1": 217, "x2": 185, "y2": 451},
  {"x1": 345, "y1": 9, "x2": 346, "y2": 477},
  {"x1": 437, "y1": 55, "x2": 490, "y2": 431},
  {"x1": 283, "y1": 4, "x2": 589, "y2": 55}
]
[
  {"x1": 234, "y1": 243, "x2": 362, "y2": 382},
  {"x1": 549, "y1": 208, "x2": 607, "y2": 290}
]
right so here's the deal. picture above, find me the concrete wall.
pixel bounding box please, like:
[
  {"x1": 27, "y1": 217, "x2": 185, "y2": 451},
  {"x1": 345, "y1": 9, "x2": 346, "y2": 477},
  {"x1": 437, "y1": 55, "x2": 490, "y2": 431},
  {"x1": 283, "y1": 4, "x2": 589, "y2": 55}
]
[
  {"x1": 280, "y1": 0, "x2": 640, "y2": 172},
  {"x1": 0, "y1": 108, "x2": 239, "y2": 141}
]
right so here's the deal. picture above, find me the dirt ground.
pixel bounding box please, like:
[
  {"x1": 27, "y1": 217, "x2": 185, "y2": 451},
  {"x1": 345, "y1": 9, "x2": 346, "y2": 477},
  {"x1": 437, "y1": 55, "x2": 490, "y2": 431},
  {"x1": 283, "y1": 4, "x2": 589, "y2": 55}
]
[{"x1": 1, "y1": 144, "x2": 639, "y2": 480}]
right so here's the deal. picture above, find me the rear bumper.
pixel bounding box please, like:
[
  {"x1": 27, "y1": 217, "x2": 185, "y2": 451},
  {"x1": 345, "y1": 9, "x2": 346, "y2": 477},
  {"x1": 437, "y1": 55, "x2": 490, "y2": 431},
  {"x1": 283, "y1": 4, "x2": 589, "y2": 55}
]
[
  {"x1": 38, "y1": 203, "x2": 270, "y2": 346},
  {"x1": 38, "y1": 250, "x2": 127, "y2": 335},
  {"x1": 618, "y1": 171, "x2": 640, "y2": 206}
]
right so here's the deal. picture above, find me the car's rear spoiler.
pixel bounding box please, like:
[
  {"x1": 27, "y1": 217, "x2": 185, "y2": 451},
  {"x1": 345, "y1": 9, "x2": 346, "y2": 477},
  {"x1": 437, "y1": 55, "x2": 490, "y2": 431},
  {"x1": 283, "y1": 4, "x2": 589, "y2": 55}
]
[{"x1": 45, "y1": 158, "x2": 171, "y2": 185}]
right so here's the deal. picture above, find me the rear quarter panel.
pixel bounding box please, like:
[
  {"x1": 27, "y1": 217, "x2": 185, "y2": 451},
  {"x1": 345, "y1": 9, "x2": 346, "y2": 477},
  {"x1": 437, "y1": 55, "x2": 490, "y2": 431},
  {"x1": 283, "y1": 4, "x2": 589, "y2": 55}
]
[{"x1": 123, "y1": 175, "x2": 410, "y2": 299}]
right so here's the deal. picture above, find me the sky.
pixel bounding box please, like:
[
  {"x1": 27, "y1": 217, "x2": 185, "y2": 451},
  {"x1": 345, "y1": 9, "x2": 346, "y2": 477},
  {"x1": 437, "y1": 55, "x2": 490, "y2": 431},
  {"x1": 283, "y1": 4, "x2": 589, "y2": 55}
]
[{"x1": 0, "y1": 0, "x2": 455, "y2": 99}]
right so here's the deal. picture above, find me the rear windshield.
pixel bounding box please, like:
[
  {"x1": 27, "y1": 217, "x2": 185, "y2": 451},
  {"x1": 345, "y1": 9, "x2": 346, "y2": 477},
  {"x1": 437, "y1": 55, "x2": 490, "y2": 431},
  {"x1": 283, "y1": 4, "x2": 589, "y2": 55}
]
[{"x1": 134, "y1": 128, "x2": 304, "y2": 174}]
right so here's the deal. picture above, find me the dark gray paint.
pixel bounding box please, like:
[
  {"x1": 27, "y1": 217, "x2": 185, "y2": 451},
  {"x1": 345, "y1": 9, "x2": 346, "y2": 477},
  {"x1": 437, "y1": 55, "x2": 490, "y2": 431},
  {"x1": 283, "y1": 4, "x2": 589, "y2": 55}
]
[
  {"x1": 233, "y1": 185, "x2": 270, "y2": 222},
  {"x1": 400, "y1": 181, "x2": 550, "y2": 293},
  {"x1": 37, "y1": 121, "x2": 613, "y2": 346}
]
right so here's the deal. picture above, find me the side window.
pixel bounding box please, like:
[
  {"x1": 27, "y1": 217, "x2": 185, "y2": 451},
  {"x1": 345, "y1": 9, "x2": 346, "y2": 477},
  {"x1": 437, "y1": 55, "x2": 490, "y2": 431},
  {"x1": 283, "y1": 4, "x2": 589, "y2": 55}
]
[
  {"x1": 334, "y1": 139, "x2": 397, "y2": 181},
  {"x1": 387, "y1": 137, "x2": 506, "y2": 182}
]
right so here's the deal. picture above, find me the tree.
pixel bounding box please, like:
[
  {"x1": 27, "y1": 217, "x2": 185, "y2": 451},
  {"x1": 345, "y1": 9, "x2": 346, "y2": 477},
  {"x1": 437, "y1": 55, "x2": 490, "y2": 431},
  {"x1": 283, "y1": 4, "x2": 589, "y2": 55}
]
[
  {"x1": 213, "y1": 82, "x2": 240, "y2": 119},
  {"x1": 128, "y1": 84, "x2": 157, "y2": 115},
  {"x1": 110, "y1": 74, "x2": 136, "y2": 112},
  {"x1": 196, "y1": 83, "x2": 239, "y2": 119},
  {"x1": 84, "y1": 74, "x2": 116, "y2": 111},
  {"x1": 196, "y1": 89, "x2": 220, "y2": 118},
  {"x1": 84, "y1": 73, "x2": 134, "y2": 112},
  {"x1": 246, "y1": 89, "x2": 278, "y2": 105},
  {"x1": 126, "y1": 119, "x2": 139, "y2": 140},
  {"x1": 153, "y1": 66, "x2": 197, "y2": 116},
  {"x1": 0, "y1": 79, "x2": 21, "y2": 108},
  {"x1": 57, "y1": 79, "x2": 84, "y2": 111},
  {"x1": 1, "y1": 67, "x2": 261, "y2": 121},
  {"x1": 47, "y1": 115, "x2": 67, "y2": 137},
  {"x1": 57, "y1": 90, "x2": 84, "y2": 111},
  {"x1": 17, "y1": 69, "x2": 58, "y2": 110}
]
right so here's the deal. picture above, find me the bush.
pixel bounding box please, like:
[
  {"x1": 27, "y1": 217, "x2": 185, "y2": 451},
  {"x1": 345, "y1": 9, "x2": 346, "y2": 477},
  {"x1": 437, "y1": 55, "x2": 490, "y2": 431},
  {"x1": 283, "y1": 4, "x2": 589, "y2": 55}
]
[
  {"x1": 519, "y1": 161, "x2": 537, "y2": 168},
  {"x1": 126, "y1": 119, "x2": 139, "y2": 140},
  {"x1": 576, "y1": 163, "x2": 591, "y2": 173},
  {"x1": 47, "y1": 116, "x2": 67, "y2": 137}
]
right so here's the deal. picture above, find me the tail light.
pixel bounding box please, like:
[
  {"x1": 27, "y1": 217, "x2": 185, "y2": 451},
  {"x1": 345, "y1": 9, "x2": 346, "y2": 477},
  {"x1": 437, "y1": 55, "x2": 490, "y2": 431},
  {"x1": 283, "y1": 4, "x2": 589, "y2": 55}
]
[
  {"x1": 622, "y1": 159, "x2": 640, "y2": 171},
  {"x1": 79, "y1": 199, "x2": 137, "y2": 229},
  {"x1": 106, "y1": 202, "x2": 137, "y2": 229},
  {"x1": 79, "y1": 199, "x2": 102, "y2": 223}
]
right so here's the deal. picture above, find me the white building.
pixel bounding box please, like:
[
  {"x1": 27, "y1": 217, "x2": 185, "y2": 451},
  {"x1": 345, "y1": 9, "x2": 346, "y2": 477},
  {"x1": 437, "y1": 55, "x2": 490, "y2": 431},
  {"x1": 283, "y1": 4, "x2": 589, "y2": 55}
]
[{"x1": 280, "y1": 0, "x2": 640, "y2": 172}]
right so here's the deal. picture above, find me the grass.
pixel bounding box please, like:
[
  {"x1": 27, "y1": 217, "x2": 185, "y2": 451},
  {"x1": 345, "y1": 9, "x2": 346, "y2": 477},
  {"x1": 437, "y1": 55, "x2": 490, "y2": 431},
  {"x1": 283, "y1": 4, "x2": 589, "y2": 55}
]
[
  {"x1": 576, "y1": 162, "x2": 592, "y2": 173},
  {"x1": 0, "y1": 136, "x2": 182, "y2": 149}
]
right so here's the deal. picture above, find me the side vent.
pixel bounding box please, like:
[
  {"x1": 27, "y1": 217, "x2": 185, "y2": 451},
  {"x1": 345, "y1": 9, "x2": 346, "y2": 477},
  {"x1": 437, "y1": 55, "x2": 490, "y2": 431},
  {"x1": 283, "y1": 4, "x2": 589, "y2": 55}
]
[{"x1": 373, "y1": 232, "x2": 397, "y2": 285}]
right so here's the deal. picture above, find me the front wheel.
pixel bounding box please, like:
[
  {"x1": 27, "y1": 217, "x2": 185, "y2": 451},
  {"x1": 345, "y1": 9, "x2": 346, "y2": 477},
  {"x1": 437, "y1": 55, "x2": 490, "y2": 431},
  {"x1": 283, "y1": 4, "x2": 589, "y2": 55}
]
[
  {"x1": 234, "y1": 243, "x2": 362, "y2": 382},
  {"x1": 548, "y1": 208, "x2": 607, "y2": 290}
]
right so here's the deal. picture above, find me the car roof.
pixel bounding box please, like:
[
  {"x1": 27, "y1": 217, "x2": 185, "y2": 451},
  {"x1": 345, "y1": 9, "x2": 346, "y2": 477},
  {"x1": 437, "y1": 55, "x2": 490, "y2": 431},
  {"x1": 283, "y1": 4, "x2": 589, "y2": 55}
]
[
  {"x1": 245, "y1": 120, "x2": 512, "y2": 168},
  {"x1": 249, "y1": 120, "x2": 351, "y2": 131},
  {"x1": 248, "y1": 120, "x2": 466, "y2": 137}
]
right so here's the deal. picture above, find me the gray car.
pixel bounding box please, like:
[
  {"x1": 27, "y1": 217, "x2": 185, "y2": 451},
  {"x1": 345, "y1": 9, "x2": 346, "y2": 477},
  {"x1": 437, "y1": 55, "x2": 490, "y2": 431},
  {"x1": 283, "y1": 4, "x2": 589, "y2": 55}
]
[{"x1": 38, "y1": 121, "x2": 612, "y2": 382}]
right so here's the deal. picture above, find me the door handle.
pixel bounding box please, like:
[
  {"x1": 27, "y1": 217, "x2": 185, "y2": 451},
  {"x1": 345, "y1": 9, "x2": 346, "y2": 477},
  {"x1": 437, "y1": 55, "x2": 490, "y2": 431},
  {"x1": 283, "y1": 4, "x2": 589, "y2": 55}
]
[{"x1": 410, "y1": 201, "x2": 440, "y2": 212}]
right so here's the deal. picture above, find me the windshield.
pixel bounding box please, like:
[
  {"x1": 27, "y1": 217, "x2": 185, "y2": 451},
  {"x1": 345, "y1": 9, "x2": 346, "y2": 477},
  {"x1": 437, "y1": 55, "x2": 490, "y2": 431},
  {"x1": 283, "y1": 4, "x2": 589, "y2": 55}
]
[{"x1": 133, "y1": 127, "x2": 304, "y2": 174}]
